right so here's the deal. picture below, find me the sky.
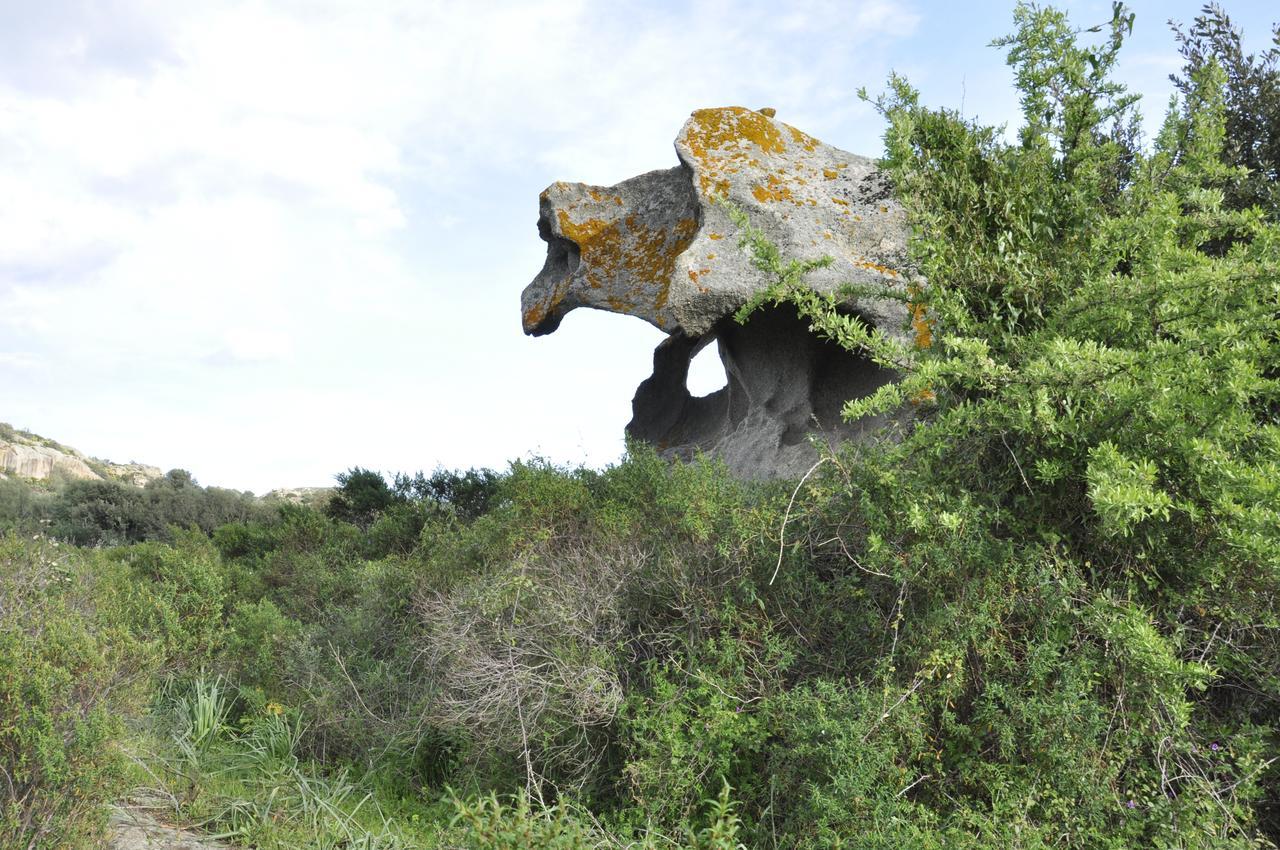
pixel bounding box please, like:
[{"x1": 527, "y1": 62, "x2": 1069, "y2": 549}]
[{"x1": 2, "y1": 0, "x2": 1276, "y2": 493}]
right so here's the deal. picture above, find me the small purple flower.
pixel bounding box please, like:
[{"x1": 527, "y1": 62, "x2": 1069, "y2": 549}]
[
  {"x1": 1126, "y1": 800, "x2": 1137, "y2": 809},
  {"x1": 1210, "y1": 742, "x2": 1221, "y2": 752}
]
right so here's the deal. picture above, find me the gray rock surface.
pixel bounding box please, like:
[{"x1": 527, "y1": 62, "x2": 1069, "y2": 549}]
[
  {"x1": 522, "y1": 107, "x2": 919, "y2": 478},
  {"x1": 628, "y1": 304, "x2": 900, "y2": 479},
  {"x1": 109, "y1": 805, "x2": 230, "y2": 850}
]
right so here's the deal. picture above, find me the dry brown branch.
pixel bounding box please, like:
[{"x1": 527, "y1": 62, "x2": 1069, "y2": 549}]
[{"x1": 415, "y1": 542, "x2": 646, "y2": 792}]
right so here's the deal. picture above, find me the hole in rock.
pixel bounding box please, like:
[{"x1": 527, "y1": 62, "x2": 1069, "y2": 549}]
[{"x1": 686, "y1": 338, "x2": 728, "y2": 397}]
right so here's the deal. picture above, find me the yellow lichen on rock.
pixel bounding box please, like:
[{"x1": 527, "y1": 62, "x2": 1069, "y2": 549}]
[
  {"x1": 685, "y1": 107, "x2": 787, "y2": 158},
  {"x1": 751, "y1": 174, "x2": 795, "y2": 204},
  {"x1": 525, "y1": 105, "x2": 912, "y2": 351},
  {"x1": 787, "y1": 125, "x2": 820, "y2": 152},
  {"x1": 550, "y1": 204, "x2": 697, "y2": 323},
  {"x1": 683, "y1": 107, "x2": 790, "y2": 195}
]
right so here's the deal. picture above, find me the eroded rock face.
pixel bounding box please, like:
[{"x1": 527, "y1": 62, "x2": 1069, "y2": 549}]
[
  {"x1": 522, "y1": 107, "x2": 917, "y2": 478},
  {"x1": 0, "y1": 428, "x2": 165, "y2": 486},
  {"x1": 0, "y1": 440, "x2": 100, "y2": 481},
  {"x1": 627, "y1": 304, "x2": 900, "y2": 478}
]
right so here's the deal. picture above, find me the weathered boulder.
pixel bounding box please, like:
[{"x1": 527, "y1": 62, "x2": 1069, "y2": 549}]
[{"x1": 522, "y1": 107, "x2": 917, "y2": 478}]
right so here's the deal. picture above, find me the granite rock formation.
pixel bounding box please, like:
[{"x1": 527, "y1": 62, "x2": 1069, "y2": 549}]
[
  {"x1": 522, "y1": 107, "x2": 916, "y2": 478},
  {"x1": 0, "y1": 425, "x2": 163, "y2": 486}
]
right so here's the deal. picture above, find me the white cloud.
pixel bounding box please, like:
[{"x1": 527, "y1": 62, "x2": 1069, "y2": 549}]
[
  {"x1": 0, "y1": 0, "x2": 922, "y2": 491},
  {"x1": 0, "y1": 352, "x2": 41, "y2": 371}
]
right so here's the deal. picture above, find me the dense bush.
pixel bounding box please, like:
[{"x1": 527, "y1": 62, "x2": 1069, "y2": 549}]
[
  {"x1": 49, "y1": 469, "x2": 271, "y2": 546},
  {"x1": 6, "y1": 3, "x2": 1277, "y2": 847},
  {"x1": 1173, "y1": 3, "x2": 1280, "y2": 219},
  {"x1": 721, "y1": 3, "x2": 1280, "y2": 844},
  {"x1": 0, "y1": 535, "x2": 159, "y2": 848},
  {"x1": 0, "y1": 476, "x2": 53, "y2": 531}
]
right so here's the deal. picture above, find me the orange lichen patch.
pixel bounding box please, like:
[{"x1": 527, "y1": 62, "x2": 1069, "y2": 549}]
[
  {"x1": 880, "y1": 206, "x2": 889, "y2": 214},
  {"x1": 822, "y1": 232, "x2": 833, "y2": 240},
  {"x1": 557, "y1": 210, "x2": 623, "y2": 289},
  {"x1": 557, "y1": 210, "x2": 612, "y2": 244},
  {"x1": 751, "y1": 173, "x2": 795, "y2": 204},
  {"x1": 523, "y1": 290, "x2": 562, "y2": 330},
  {"x1": 684, "y1": 107, "x2": 793, "y2": 195},
  {"x1": 708, "y1": 232, "x2": 724, "y2": 240},
  {"x1": 654, "y1": 279, "x2": 672, "y2": 311},
  {"x1": 823, "y1": 169, "x2": 839, "y2": 180},
  {"x1": 907, "y1": 283, "x2": 933, "y2": 350},
  {"x1": 832, "y1": 197, "x2": 849, "y2": 206},
  {"x1": 852, "y1": 258, "x2": 901, "y2": 278},
  {"x1": 786, "y1": 125, "x2": 820, "y2": 152},
  {"x1": 686, "y1": 107, "x2": 787, "y2": 158},
  {"x1": 523, "y1": 302, "x2": 546, "y2": 329},
  {"x1": 706, "y1": 253, "x2": 716, "y2": 260},
  {"x1": 556, "y1": 208, "x2": 699, "y2": 320}
]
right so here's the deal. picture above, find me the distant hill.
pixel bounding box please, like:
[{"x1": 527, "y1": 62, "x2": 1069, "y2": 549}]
[{"x1": 0, "y1": 422, "x2": 164, "y2": 487}]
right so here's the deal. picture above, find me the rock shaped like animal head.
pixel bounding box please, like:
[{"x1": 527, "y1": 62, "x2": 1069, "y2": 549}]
[{"x1": 522, "y1": 107, "x2": 918, "y2": 477}]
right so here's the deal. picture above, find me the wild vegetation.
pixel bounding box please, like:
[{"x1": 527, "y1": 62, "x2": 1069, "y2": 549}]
[{"x1": 1, "y1": 2, "x2": 1277, "y2": 847}]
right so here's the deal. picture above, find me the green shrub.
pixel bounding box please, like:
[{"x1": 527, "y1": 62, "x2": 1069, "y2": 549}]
[
  {"x1": 222, "y1": 599, "x2": 305, "y2": 701},
  {"x1": 446, "y1": 783, "x2": 750, "y2": 850},
  {"x1": 109, "y1": 533, "x2": 229, "y2": 669},
  {"x1": 0, "y1": 534, "x2": 157, "y2": 848},
  {"x1": 394, "y1": 467, "x2": 502, "y2": 522},
  {"x1": 0, "y1": 476, "x2": 52, "y2": 531},
  {"x1": 50, "y1": 470, "x2": 269, "y2": 546},
  {"x1": 410, "y1": 452, "x2": 781, "y2": 800},
  {"x1": 714, "y1": 2, "x2": 1280, "y2": 844},
  {"x1": 618, "y1": 628, "x2": 788, "y2": 833},
  {"x1": 326, "y1": 467, "x2": 400, "y2": 528}
]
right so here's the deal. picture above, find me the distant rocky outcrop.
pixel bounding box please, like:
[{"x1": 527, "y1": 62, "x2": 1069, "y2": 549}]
[
  {"x1": 0, "y1": 423, "x2": 164, "y2": 486},
  {"x1": 262, "y1": 486, "x2": 334, "y2": 508},
  {"x1": 522, "y1": 107, "x2": 916, "y2": 478}
]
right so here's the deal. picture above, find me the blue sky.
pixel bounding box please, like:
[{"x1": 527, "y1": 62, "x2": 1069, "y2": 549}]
[{"x1": 2, "y1": 0, "x2": 1276, "y2": 492}]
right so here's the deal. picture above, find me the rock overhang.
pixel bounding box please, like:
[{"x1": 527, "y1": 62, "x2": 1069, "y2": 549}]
[
  {"x1": 522, "y1": 105, "x2": 913, "y2": 342},
  {"x1": 521, "y1": 106, "x2": 918, "y2": 478}
]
